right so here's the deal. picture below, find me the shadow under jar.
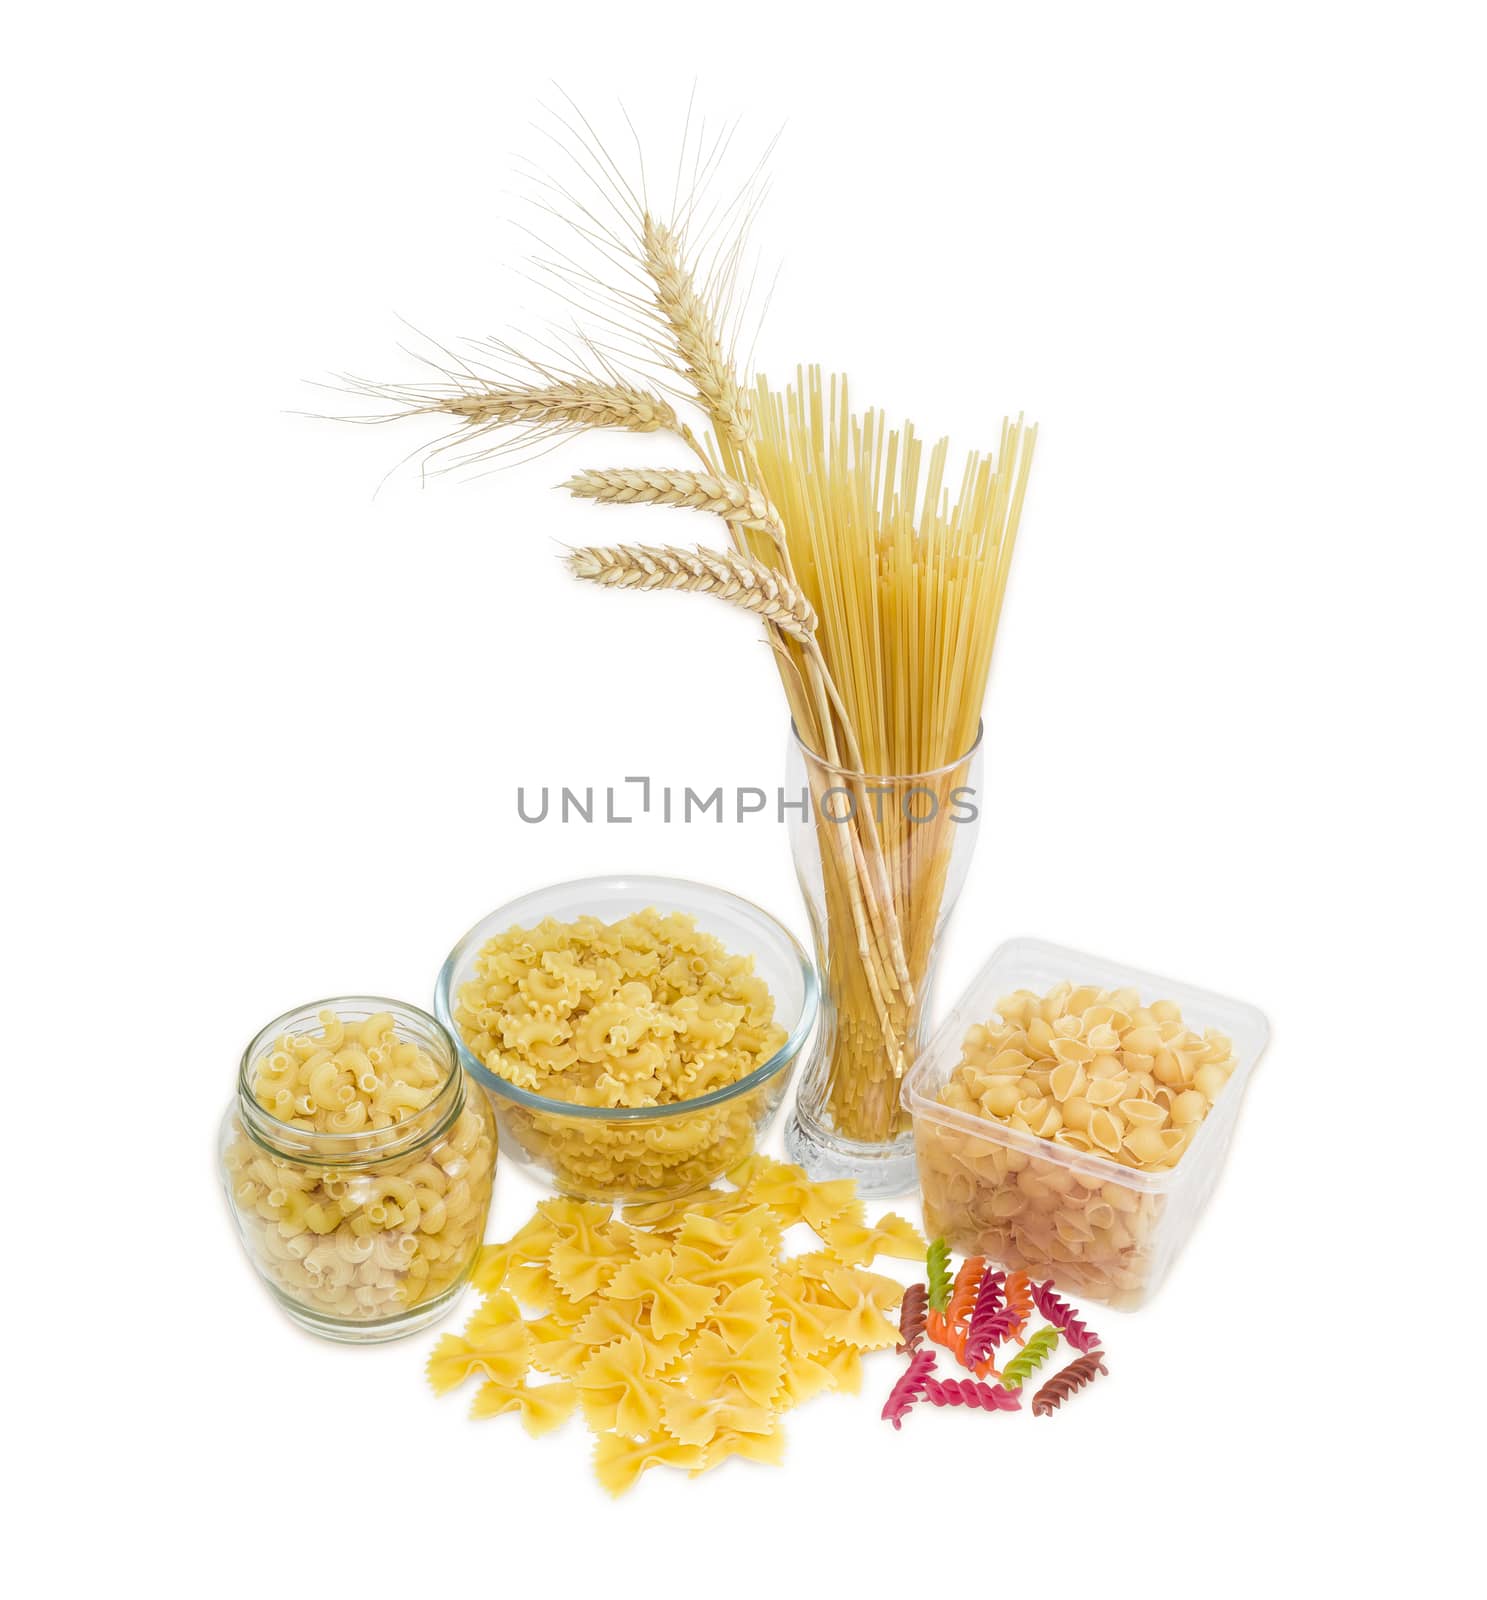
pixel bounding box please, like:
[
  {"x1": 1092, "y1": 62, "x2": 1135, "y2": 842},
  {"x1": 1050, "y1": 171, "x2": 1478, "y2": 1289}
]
[
  {"x1": 219, "y1": 997, "x2": 496, "y2": 1342},
  {"x1": 785, "y1": 722, "x2": 984, "y2": 1196}
]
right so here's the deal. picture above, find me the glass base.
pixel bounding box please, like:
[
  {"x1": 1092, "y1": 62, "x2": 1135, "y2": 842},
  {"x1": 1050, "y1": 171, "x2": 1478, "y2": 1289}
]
[
  {"x1": 784, "y1": 1107, "x2": 919, "y2": 1199},
  {"x1": 275, "y1": 1281, "x2": 468, "y2": 1344}
]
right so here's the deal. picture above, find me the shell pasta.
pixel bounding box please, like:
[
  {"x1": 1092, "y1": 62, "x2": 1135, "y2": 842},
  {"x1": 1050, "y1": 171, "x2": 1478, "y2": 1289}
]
[{"x1": 916, "y1": 982, "x2": 1238, "y2": 1308}]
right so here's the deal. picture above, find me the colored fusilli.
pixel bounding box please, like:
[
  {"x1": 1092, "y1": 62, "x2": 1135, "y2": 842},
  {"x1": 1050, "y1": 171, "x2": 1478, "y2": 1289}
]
[
  {"x1": 897, "y1": 1281, "x2": 928, "y2": 1352},
  {"x1": 1000, "y1": 1326, "x2": 1060, "y2": 1389},
  {"x1": 881, "y1": 1347, "x2": 937, "y2": 1430},
  {"x1": 1030, "y1": 1277, "x2": 1102, "y2": 1353},
  {"x1": 1031, "y1": 1350, "x2": 1110, "y2": 1416},
  {"x1": 923, "y1": 1376, "x2": 1021, "y2": 1412}
]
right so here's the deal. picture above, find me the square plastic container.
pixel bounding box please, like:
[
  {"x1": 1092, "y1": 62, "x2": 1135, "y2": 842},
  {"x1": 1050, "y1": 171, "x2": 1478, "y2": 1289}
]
[{"x1": 905, "y1": 938, "x2": 1269, "y2": 1310}]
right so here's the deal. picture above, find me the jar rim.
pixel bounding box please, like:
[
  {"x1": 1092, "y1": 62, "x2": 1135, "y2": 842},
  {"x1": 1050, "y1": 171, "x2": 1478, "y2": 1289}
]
[
  {"x1": 789, "y1": 718, "x2": 984, "y2": 783},
  {"x1": 236, "y1": 995, "x2": 464, "y2": 1164}
]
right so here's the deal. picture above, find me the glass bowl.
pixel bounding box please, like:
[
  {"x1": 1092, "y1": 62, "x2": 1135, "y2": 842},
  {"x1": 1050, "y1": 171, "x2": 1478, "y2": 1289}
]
[{"x1": 434, "y1": 875, "x2": 818, "y2": 1203}]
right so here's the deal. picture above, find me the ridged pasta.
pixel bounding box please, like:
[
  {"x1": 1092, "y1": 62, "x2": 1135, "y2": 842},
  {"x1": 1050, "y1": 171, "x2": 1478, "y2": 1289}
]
[
  {"x1": 1030, "y1": 1277, "x2": 1103, "y2": 1353},
  {"x1": 999, "y1": 1326, "x2": 1060, "y2": 1389},
  {"x1": 1002, "y1": 1269, "x2": 1034, "y2": 1341},
  {"x1": 880, "y1": 1347, "x2": 937, "y2": 1430},
  {"x1": 1030, "y1": 1350, "x2": 1110, "y2": 1416},
  {"x1": 963, "y1": 1270, "x2": 1022, "y2": 1368},
  {"x1": 222, "y1": 1010, "x2": 496, "y2": 1328},
  {"x1": 944, "y1": 1255, "x2": 987, "y2": 1334},
  {"x1": 925, "y1": 1236, "x2": 954, "y2": 1312},
  {"x1": 897, "y1": 1281, "x2": 928, "y2": 1351},
  {"x1": 922, "y1": 1376, "x2": 1021, "y2": 1413}
]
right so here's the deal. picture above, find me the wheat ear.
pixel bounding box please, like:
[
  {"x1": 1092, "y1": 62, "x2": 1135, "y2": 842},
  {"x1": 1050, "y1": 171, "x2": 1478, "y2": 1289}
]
[
  {"x1": 565, "y1": 543, "x2": 817, "y2": 644},
  {"x1": 562, "y1": 468, "x2": 782, "y2": 532},
  {"x1": 341, "y1": 377, "x2": 677, "y2": 436},
  {"x1": 641, "y1": 217, "x2": 753, "y2": 462}
]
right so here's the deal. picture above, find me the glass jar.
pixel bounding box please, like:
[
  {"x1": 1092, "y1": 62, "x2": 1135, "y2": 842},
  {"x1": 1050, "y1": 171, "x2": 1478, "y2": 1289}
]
[
  {"x1": 219, "y1": 996, "x2": 497, "y2": 1342},
  {"x1": 785, "y1": 723, "x2": 984, "y2": 1196}
]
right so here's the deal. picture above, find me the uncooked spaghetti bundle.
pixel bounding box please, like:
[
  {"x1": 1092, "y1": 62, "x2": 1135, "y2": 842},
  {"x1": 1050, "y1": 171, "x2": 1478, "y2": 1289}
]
[{"x1": 336, "y1": 105, "x2": 1034, "y2": 1171}]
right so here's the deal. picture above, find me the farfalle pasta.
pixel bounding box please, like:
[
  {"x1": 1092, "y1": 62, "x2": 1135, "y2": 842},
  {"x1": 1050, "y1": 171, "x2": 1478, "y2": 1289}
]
[
  {"x1": 914, "y1": 981, "x2": 1242, "y2": 1308},
  {"x1": 450, "y1": 909, "x2": 791, "y2": 1199},
  {"x1": 220, "y1": 1004, "x2": 496, "y2": 1336},
  {"x1": 428, "y1": 1162, "x2": 923, "y2": 1492}
]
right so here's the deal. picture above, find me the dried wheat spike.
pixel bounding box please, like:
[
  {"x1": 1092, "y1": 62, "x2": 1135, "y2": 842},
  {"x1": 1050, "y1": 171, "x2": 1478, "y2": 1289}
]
[
  {"x1": 565, "y1": 542, "x2": 817, "y2": 643},
  {"x1": 641, "y1": 217, "x2": 752, "y2": 455},
  {"x1": 438, "y1": 382, "x2": 678, "y2": 433},
  {"x1": 563, "y1": 468, "x2": 778, "y2": 529}
]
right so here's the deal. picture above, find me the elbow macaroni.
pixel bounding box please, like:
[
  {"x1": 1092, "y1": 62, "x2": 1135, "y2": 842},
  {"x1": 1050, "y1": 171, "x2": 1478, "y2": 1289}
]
[
  {"x1": 914, "y1": 982, "x2": 1237, "y2": 1308},
  {"x1": 452, "y1": 910, "x2": 789, "y2": 1200},
  {"x1": 222, "y1": 1009, "x2": 496, "y2": 1330}
]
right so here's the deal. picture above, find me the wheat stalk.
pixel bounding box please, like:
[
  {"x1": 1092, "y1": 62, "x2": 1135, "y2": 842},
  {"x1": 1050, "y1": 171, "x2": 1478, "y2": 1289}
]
[
  {"x1": 565, "y1": 542, "x2": 817, "y2": 643},
  {"x1": 437, "y1": 381, "x2": 678, "y2": 433},
  {"x1": 641, "y1": 218, "x2": 752, "y2": 462},
  {"x1": 563, "y1": 467, "x2": 781, "y2": 531}
]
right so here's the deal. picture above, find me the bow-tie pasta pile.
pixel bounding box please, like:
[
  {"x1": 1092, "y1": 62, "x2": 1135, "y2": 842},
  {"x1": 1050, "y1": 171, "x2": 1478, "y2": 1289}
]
[
  {"x1": 450, "y1": 910, "x2": 789, "y2": 1197},
  {"x1": 916, "y1": 982, "x2": 1237, "y2": 1306},
  {"x1": 425, "y1": 1156, "x2": 925, "y2": 1493}
]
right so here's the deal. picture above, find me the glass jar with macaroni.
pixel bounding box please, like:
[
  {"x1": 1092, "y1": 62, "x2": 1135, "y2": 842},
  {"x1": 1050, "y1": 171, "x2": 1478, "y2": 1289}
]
[{"x1": 219, "y1": 996, "x2": 497, "y2": 1342}]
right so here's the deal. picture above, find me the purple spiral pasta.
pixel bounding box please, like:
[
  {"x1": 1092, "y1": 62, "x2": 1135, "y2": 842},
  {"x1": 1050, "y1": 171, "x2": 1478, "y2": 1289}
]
[
  {"x1": 924, "y1": 1377, "x2": 1021, "y2": 1413},
  {"x1": 1030, "y1": 1278, "x2": 1102, "y2": 1354},
  {"x1": 962, "y1": 1270, "x2": 1022, "y2": 1368},
  {"x1": 881, "y1": 1346, "x2": 937, "y2": 1429},
  {"x1": 897, "y1": 1281, "x2": 928, "y2": 1352},
  {"x1": 1030, "y1": 1350, "x2": 1109, "y2": 1416}
]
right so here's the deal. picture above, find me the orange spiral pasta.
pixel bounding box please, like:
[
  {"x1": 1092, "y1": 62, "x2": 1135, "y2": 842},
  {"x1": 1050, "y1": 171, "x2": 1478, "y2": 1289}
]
[
  {"x1": 945, "y1": 1256, "x2": 987, "y2": 1333},
  {"x1": 1003, "y1": 1269, "x2": 1034, "y2": 1343}
]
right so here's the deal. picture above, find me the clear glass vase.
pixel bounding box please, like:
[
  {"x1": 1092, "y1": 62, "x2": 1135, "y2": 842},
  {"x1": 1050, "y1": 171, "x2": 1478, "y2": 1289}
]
[{"x1": 784, "y1": 724, "x2": 984, "y2": 1195}]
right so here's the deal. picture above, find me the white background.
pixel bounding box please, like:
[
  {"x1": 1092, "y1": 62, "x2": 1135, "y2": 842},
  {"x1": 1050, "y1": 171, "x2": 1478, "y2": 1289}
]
[{"x1": 5, "y1": 1, "x2": 1482, "y2": 1593}]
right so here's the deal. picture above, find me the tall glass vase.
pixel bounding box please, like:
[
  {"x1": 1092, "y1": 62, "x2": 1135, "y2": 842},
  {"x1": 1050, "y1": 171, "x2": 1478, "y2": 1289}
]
[{"x1": 784, "y1": 723, "x2": 984, "y2": 1196}]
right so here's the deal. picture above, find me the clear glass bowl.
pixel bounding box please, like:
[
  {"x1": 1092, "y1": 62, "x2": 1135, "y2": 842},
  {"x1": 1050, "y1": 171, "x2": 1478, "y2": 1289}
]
[
  {"x1": 435, "y1": 875, "x2": 818, "y2": 1203},
  {"x1": 219, "y1": 996, "x2": 497, "y2": 1342}
]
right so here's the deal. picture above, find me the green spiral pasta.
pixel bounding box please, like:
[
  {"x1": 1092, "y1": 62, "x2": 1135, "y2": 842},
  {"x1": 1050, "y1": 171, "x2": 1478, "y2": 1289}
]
[
  {"x1": 926, "y1": 1237, "x2": 953, "y2": 1313},
  {"x1": 1000, "y1": 1326, "x2": 1061, "y2": 1389}
]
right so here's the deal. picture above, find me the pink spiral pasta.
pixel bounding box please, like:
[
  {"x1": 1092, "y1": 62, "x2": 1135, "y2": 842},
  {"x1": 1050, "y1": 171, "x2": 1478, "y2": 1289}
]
[
  {"x1": 1030, "y1": 1278, "x2": 1102, "y2": 1353},
  {"x1": 880, "y1": 1346, "x2": 936, "y2": 1429},
  {"x1": 1030, "y1": 1350, "x2": 1109, "y2": 1416},
  {"x1": 962, "y1": 1271, "x2": 1022, "y2": 1368},
  {"x1": 897, "y1": 1281, "x2": 928, "y2": 1352},
  {"x1": 923, "y1": 1377, "x2": 1021, "y2": 1413}
]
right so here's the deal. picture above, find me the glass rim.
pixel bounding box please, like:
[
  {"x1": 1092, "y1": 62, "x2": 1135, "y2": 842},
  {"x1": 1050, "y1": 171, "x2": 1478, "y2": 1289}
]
[
  {"x1": 236, "y1": 995, "x2": 463, "y2": 1158},
  {"x1": 789, "y1": 718, "x2": 984, "y2": 783},
  {"x1": 434, "y1": 874, "x2": 819, "y2": 1122}
]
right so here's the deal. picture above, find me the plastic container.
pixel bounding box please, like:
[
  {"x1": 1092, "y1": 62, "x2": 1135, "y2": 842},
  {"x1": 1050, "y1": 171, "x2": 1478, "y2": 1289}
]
[
  {"x1": 435, "y1": 876, "x2": 818, "y2": 1204},
  {"x1": 219, "y1": 996, "x2": 497, "y2": 1342},
  {"x1": 905, "y1": 938, "x2": 1268, "y2": 1309}
]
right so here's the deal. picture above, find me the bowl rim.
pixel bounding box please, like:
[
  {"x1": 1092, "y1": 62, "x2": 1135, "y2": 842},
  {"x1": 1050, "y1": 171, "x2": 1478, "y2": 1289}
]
[{"x1": 434, "y1": 874, "x2": 819, "y2": 1121}]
